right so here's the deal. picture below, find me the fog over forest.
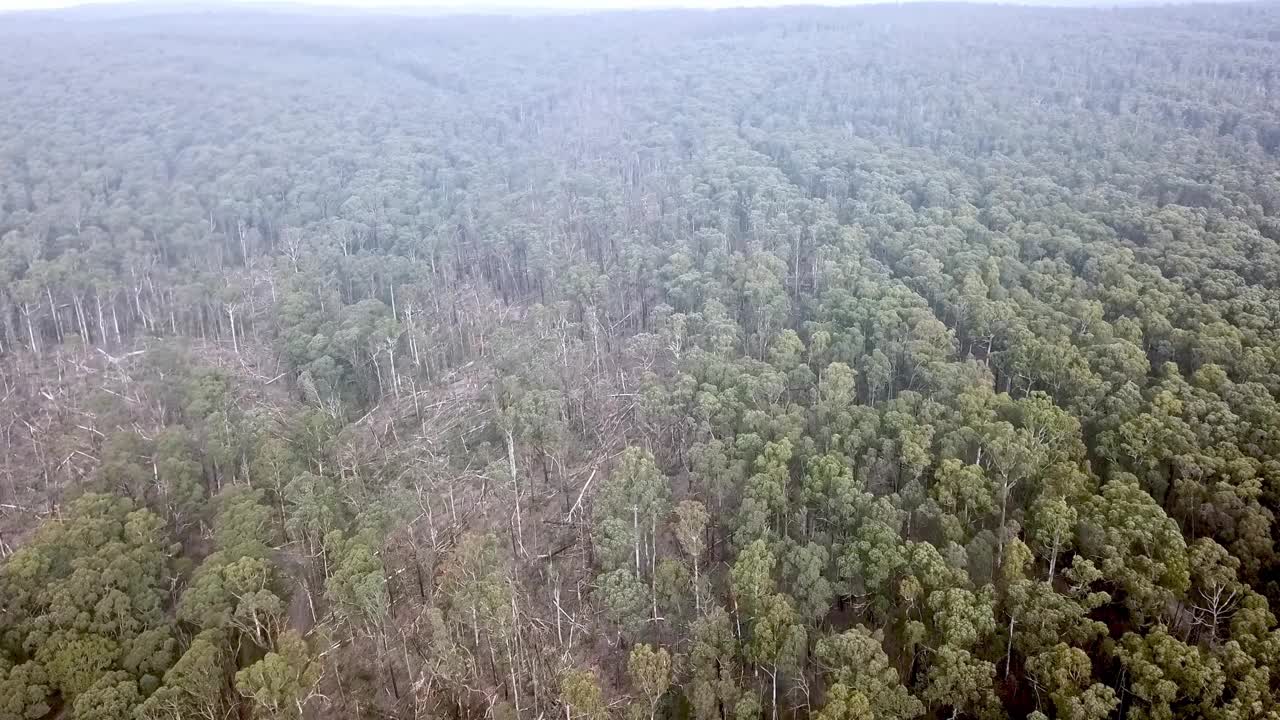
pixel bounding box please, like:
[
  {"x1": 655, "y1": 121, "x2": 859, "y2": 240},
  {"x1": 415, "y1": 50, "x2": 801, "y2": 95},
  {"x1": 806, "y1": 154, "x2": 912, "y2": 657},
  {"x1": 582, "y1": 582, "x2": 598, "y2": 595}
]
[
  {"x1": 0, "y1": 0, "x2": 1233, "y2": 13},
  {"x1": 2, "y1": 3, "x2": 1280, "y2": 720}
]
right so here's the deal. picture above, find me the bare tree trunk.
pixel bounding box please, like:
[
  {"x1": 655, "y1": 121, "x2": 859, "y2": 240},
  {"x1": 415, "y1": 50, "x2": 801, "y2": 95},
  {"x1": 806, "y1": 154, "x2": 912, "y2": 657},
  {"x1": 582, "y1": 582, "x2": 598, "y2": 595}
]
[
  {"x1": 227, "y1": 306, "x2": 239, "y2": 355},
  {"x1": 387, "y1": 343, "x2": 400, "y2": 398},
  {"x1": 770, "y1": 666, "x2": 778, "y2": 720},
  {"x1": 506, "y1": 637, "x2": 520, "y2": 713},
  {"x1": 47, "y1": 286, "x2": 63, "y2": 343},
  {"x1": 1046, "y1": 526, "x2": 1060, "y2": 581},
  {"x1": 22, "y1": 303, "x2": 39, "y2": 354},
  {"x1": 507, "y1": 429, "x2": 525, "y2": 557},
  {"x1": 996, "y1": 476, "x2": 1012, "y2": 568},
  {"x1": 407, "y1": 306, "x2": 422, "y2": 369},
  {"x1": 692, "y1": 554, "x2": 702, "y2": 615},
  {"x1": 651, "y1": 514, "x2": 659, "y2": 626},
  {"x1": 633, "y1": 505, "x2": 641, "y2": 575},
  {"x1": 1004, "y1": 615, "x2": 1015, "y2": 679},
  {"x1": 95, "y1": 292, "x2": 108, "y2": 347},
  {"x1": 73, "y1": 295, "x2": 90, "y2": 345}
]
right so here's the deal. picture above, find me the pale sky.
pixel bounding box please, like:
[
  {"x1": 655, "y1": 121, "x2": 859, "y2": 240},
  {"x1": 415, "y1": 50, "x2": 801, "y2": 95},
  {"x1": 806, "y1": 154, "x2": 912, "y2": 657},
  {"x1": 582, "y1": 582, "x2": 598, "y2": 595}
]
[{"x1": 2, "y1": 0, "x2": 895, "y2": 9}]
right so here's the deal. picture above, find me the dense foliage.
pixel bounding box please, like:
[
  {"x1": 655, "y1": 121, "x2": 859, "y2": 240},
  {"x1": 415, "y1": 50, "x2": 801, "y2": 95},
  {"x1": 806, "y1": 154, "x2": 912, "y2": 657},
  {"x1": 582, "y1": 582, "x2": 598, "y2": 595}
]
[{"x1": 3, "y1": 3, "x2": 1280, "y2": 720}]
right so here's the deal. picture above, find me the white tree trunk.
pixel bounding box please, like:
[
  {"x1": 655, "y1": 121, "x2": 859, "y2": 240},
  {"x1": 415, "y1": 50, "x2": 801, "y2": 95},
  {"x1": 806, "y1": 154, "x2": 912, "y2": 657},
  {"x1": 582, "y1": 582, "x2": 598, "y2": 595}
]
[
  {"x1": 507, "y1": 429, "x2": 524, "y2": 556},
  {"x1": 227, "y1": 306, "x2": 239, "y2": 355}
]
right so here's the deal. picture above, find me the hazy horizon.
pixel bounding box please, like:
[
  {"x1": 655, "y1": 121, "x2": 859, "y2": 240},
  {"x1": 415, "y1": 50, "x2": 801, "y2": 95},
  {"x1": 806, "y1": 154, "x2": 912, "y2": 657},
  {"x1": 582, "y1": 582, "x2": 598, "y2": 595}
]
[
  {"x1": 0, "y1": 0, "x2": 1216, "y2": 11},
  {"x1": 0, "y1": 0, "x2": 930, "y2": 10}
]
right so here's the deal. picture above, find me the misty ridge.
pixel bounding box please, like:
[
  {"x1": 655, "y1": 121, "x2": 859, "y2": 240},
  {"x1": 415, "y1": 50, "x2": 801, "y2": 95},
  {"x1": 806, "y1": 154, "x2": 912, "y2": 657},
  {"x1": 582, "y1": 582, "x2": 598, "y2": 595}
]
[{"x1": 1, "y1": 3, "x2": 1279, "y2": 720}]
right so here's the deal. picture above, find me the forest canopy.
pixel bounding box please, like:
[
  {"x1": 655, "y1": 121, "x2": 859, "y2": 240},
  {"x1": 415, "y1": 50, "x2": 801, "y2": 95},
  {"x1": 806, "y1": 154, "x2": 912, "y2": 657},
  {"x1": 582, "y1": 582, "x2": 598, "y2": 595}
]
[{"x1": 3, "y1": 3, "x2": 1280, "y2": 720}]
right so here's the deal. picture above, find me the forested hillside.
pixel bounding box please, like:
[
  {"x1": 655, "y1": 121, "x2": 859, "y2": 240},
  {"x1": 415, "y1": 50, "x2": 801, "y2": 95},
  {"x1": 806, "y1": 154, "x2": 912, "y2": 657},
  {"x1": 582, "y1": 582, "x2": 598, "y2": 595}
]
[{"x1": 3, "y1": 3, "x2": 1280, "y2": 720}]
